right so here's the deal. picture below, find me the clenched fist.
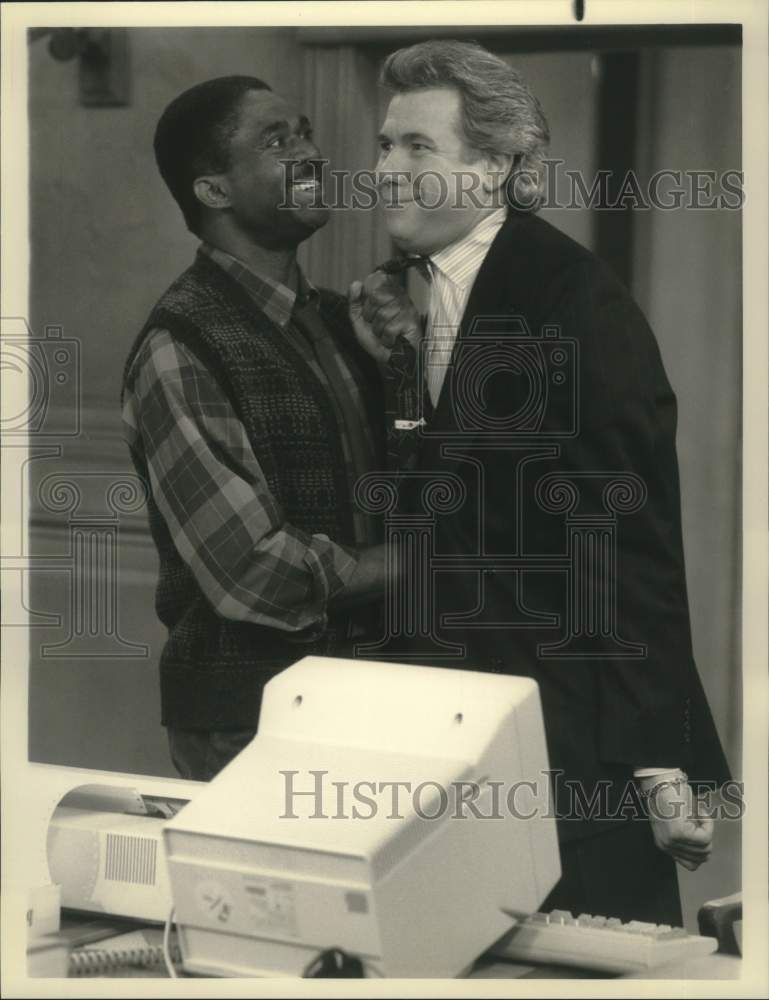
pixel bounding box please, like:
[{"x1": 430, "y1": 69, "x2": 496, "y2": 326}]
[
  {"x1": 641, "y1": 774, "x2": 714, "y2": 872},
  {"x1": 349, "y1": 270, "x2": 422, "y2": 364}
]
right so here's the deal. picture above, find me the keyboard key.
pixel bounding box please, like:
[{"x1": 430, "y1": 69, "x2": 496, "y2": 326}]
[
  {"x1": 625, "y1": 921, "x2": 659, "y2": 936},
  {"x1": 488, "y1": 912, "x2": 719, "y2": 974},
  {"x1": 657, "y1": 927, "x2": 688, "y2": 940}
]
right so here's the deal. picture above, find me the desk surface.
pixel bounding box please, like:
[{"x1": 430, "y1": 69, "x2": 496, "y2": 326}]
[
  {"x1": 49, "y1": 914, "x2": 741, "y2": 981},
  {"x1": 471, "y1": 954, "x2": 740, "y2": 980}
]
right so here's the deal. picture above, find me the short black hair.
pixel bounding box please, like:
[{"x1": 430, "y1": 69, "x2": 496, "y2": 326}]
[{"x1": 154, "y1": 75, "x2": 271, "y2": 235}]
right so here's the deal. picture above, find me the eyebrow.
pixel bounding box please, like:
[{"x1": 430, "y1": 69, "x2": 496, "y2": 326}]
[
  {"x1": 260, "y1": 115, "x2": 312, "y2": 139},
  {"x1": 378, "y1": 130, "x2": 436, "y2": 145}
]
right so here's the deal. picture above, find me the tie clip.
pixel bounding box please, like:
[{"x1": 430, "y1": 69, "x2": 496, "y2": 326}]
[{"x1": 394, "y1": 418, "x2": 426, "y2": 431}]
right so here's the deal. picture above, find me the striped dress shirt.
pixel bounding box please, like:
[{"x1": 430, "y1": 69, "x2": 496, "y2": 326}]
[{"x1": 424, "y1": 207, "x2": 508, "y2": 406}]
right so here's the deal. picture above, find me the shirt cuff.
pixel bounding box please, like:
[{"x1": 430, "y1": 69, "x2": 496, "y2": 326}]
[
  {"x1": 281, "y1": 535, "x2": 359, "y2": 642},
  {"x1": 304, "y1": 533, "x2": 360, "y2": 604},
  {"x1": 633, "y1": 767, "x2": 684, "y2": 778}
]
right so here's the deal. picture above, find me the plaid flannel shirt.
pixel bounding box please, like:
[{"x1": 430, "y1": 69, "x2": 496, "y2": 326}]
[{"x1": 122, "y1": 244, "x2": 378, "y2": 633}]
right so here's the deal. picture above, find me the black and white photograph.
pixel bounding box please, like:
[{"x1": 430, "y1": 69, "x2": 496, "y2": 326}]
[{"x1": 1, "y1": 1, "x2": 767, "y2": 994}]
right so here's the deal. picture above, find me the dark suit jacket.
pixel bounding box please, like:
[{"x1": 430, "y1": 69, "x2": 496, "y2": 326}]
[{"x1": 404, "y1": 211, "x2": 730, "y2": 843}]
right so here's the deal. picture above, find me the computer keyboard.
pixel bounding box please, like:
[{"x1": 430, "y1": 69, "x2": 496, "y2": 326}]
[{"x1": 487, "y1": 910, "x2": 719, "y2": 975}]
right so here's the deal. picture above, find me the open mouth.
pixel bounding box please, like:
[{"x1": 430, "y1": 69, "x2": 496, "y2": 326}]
[{"x1": 285, "y1": 176, "x2": 324, "y2": 209}]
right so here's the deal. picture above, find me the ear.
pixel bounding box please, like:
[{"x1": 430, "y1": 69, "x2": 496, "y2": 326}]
[
  {"x1": 193, "y1": 175, "x2": 232, "y2": 212},
  {"x1": 481, "y1": 152, "x2": 515, "y2": 194}
]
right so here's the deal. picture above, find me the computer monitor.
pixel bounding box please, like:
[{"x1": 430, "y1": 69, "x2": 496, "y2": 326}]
[{"x1": 163, "y1": 656, "x2": 561, "y2": 978}]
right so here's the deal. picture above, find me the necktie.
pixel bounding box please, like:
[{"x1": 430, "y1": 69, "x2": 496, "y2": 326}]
[
  {"x1": 376, "y1": 254, "x2": 431, "y2": 279},
  {"x1": 378, "y1": 256, "x2": 439, "y2": 399}
]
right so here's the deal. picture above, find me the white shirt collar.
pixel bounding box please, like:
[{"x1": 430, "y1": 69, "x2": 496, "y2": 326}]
[{"x1": 429, "y1": 207, "x2": 508, "y2": 288}]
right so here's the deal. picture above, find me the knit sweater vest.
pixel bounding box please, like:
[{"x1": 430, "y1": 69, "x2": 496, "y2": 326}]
[{"x1": 122, "y1": 253, "x2": 384, "y2": 730}]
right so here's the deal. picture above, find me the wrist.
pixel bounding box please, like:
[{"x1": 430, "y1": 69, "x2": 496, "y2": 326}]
[
  {"x1": 638, "y1": 769, "x2": 688, "y2": 790},
  {"x1": 638, "y1": 770, "x2": 689, "y2": 811},
  {"x1": 633, "y1": 766, "x2": 683, "y2": 779},
  {"x1": 636, "y1": 768, "x2": 686, "y2": 790}
]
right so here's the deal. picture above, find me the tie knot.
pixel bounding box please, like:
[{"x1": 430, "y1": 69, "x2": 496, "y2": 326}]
[
  {"x1": 377, "y1": 255, "x2": 432, "y2": 280},
  {"x1": 415, "y1": 255, "x2": 434, "y2": 280}
]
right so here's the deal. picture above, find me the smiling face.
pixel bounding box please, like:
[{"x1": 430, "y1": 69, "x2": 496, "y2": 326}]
[
  {"x1": 198, "y1": 89, "x2": 328, "y2": 249},
  {"x1": 376, "y1": 87, "x2": 498, "y2": 255}
]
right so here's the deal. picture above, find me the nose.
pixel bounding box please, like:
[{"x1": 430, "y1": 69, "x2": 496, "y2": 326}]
[
  {"x1": 285, "y1": 132, "x2": 321, "y2": 163},
  {"x1": 376, "y1": 142, "x2": 414, "y2": 191},
  {"x1": 376, "y1": 168, "x2": 412, "y2": 209},
  {"x1": 302, "y1": 138, "x2": 322, "y2": 161},
  {"x1": 376, "y1": 144, "x2": 406, "y2": 173}
]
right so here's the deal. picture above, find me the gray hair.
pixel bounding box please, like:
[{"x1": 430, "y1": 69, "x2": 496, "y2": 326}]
[{"x1": 380, "y1": 40, "x2": 550, "y2": 210}]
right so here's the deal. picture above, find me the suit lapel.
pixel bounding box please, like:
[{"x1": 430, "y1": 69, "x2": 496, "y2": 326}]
[
  {"x1": 422, "y1": 212, "x2": 532, "y2": 465},
  {"x1": 459, "y1": 211, "x2": 529, "y2": 338}
]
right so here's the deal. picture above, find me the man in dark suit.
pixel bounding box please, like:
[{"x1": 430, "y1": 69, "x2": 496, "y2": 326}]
[{"x1": 350, "y1": 40, "x2": 731, "y2": 925}]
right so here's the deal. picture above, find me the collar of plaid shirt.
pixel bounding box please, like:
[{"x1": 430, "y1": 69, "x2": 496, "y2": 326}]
[{"x1": 199, "y1": 242, "x2": 317, "y2": 328}]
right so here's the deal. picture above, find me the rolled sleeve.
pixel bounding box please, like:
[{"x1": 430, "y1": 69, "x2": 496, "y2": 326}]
[
  {"x1": 304, "y1": 532, "x2": 359, "y2": 603},
  {"x1": 126, "y1": 330, "x2": 359, "y2": 632}
]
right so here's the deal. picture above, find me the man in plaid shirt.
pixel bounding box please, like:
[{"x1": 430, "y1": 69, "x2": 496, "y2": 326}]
[{"x1": 122, "y1": 76, "x2": 391, "y2": 780}]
